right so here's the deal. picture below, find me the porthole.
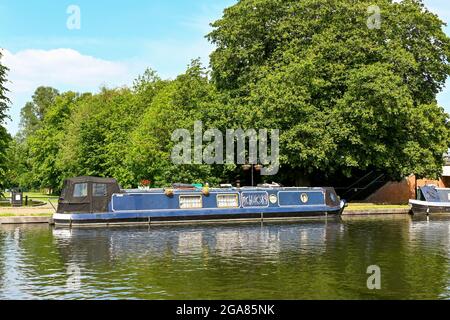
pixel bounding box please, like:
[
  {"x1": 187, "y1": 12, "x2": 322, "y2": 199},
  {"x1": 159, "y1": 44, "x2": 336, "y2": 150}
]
[
  {"x1": 269, "y1": 194, "x2": 278, "y2": 204},
  {"x1": 300, "y1": 193, "x2": 309, "y2": 203}
]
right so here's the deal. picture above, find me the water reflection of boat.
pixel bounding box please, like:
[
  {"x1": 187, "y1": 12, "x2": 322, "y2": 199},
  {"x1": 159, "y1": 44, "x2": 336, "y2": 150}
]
[
  {"x1": 53, "y1": 177, "x2": 346, "y2": 227},
  {"x1": 409, "y1": 215, "x2": 450, "y2": 248},
  {"x1": 177, "y1": 231, "x2": 203, "y2": 255},
  {"x1": 409, "y1": 186, "x2": 450, "y2": 215},
  {"x1": 214, "y1": 229, "x2": 281, "y2": 256},
  {"x1": 51, "y1": 221, "x2": 341, "y2": 263}
]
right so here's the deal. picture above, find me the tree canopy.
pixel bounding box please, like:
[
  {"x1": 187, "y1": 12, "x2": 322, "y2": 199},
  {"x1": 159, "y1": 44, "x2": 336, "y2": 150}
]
[
  {"x1": 208, "y1": 0, "x2": 450, "y2": 180},
  {"x1": 4, "y1": 0, "x2": 450, "y2": 192},
  {"x1": 0, "y1": 50, "x2": 11, "y2": 191},
  {"x1": 128, "y1": 60, "x2": 234, "y2": 187},
  {"x1": 18, "y1": 87, "x2": 60, "y2": 140}
]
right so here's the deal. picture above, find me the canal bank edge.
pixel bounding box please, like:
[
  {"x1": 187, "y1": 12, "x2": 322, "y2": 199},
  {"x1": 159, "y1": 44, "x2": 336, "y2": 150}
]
[
  {"x1": 0, "y1": 207, "x2": 411, "y2": 225},
  {"x1": 0, "y1": 216, "x2": 52, "y2": 225},
  {"x1": 342, "y1": 208, "x2": 411, "y2": 216}
]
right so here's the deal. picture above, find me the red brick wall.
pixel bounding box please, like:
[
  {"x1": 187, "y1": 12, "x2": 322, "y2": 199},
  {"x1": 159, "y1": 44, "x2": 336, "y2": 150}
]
[{"x1": 364, "y1": 175, "x2": 446, "y2": 204}]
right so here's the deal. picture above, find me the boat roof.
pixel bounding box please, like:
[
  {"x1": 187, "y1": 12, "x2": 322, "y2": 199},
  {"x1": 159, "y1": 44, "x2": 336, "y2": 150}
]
[
  {"x1": 64, "y1": 176, "x2": 119, "y2": 184},
  {"x1": 123, "y1": 186, "x2": 329, "y2": 193}
]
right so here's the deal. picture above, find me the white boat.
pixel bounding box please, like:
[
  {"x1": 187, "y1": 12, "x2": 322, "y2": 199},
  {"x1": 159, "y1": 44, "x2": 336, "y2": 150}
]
[{"x1": 409, "y1": 185, "x2": 450, "y2": 215}]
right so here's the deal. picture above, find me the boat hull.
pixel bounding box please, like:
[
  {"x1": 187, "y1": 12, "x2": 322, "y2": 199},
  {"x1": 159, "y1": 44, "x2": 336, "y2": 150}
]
[
  {"x1": 409, "y1": 199, "x2": 450, "y2": 215},
  {"x1": 53, "y1": 206, "x2": 344, "y2": 227},
  {"x1": 54, "y1": 178, "x2": 346, "y2": 228}
]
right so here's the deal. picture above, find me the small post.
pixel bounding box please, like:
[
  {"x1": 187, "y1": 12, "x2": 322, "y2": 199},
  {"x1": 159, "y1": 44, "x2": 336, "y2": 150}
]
[
  {"x1": 49, "y1": 199, "x2": 57, "y2": 212},
  {"x1": 25, "y1": 196, "x2": 28, "y2": 206},
  {"x1": 414, "y1": 175, "x2": 418, "y2": 200}
]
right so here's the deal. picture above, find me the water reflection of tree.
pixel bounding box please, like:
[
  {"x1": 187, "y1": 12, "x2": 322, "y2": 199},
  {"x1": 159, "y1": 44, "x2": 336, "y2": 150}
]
[
  {"x1": 0, "y1": 229, "x2": 6, "y2": 290},
  {"x1": 332, "y1": 215, "x2": 450, "y2": 299},
  {"x1": 51, "y1": 221, "x2": 344, "y2": 299},
  {"x1": 2, "y1": 216, "x2": 449, "y2": 299},
  {"x1": 0, "y1": 224, "x2": 66, "y2": 298}
]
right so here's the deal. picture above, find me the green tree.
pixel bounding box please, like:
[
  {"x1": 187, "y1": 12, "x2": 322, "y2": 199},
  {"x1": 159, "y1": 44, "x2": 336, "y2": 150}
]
[
  {"x1": 0, "y1": 50, "x2": 11, "y2": 193},
  {"x1": 58, "y1": 87, "x2": 145, "y2": 189},
  {"x1": 4, "y1": 86, "x2": 61, "y2": 190},
  {"x1": 0, "y1": 127, "x2": 10, "y2": 193},
  {"x1": 2, "y1": 137, "x2": 32, "y2": 189},
  {"x1": 18, "y1": 86, "x2": 59, "y2": 139},
  {"x1": 27, "y1": 91, "x2": 82, "y2": 190},
  {"x1": 128, "y1": 60, "x2": 227, "y2": 187},
  {"x1": 208, "y1": 0, "x2": 450, "y2": 181}
]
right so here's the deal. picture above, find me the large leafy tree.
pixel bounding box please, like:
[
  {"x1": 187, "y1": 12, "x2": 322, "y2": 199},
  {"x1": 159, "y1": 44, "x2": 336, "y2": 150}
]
[
  {"x1": 27, "y1": 91, "x2": 83, "y2": 190},
  {"x1": 0, "y1": 50, "x2": 11, "y2": 192},
  {"x1": 7, "y1": 0, "x2": 450, "y2": 191},
  {"x1": 128, "y1": 60, "x2": 229, "y2": 187},
  {"x1": 4, "y1": 86, "x2": 61, "y2": 190},
  {"x1": 208, "y1": 0, "x2": 450, "y2": 181},
  {"x1": 57, "y1": 88, "x2": 146, "y2": 189},
  {"x1": 18, "y1": 86, "x2": 59, "y2": 140},
  {"x1": 8, "y1": 70, "x2": 169, "y2": 191},
  {"x1": 3, "y1": 137, "x2": 32, "y2": 189}
]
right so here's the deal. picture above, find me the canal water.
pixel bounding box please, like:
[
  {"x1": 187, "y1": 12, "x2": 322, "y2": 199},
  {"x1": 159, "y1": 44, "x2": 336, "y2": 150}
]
[{"x1": 1, "y1": 215, "x2": 450, "y2": 300}]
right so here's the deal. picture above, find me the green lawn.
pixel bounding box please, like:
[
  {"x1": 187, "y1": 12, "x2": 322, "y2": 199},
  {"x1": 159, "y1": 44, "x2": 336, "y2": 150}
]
[
  {"x1": 0, "y1": 213, "x2": 53, "y2": 217},
  {"x1": 3, "y1": 191, "x2": 58, "y2": 205},
  {"x1": 4, "y1": 191, "x2": 58, "y2": 198},
  {"x1": 346, "y1": 203, "x2": 410, "y2": 211}
]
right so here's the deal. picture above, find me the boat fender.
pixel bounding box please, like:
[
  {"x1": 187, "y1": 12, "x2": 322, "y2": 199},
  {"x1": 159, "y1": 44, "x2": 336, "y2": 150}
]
[
  {"x1": 202, "y1": 186, "x2": 210, "y2": 196},
  {"x1": 165, "y1": 188, "x2": 174, "y2": 197}
]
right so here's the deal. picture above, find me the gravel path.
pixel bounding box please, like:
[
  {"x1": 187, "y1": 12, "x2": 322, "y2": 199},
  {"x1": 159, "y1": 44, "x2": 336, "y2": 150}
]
[{"x1": 0, "y1": 203, "x2": 55, "y2": 215}]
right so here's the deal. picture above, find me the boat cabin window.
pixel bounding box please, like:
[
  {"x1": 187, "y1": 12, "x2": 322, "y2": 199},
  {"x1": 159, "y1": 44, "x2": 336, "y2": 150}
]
[
  {"x1": 179, "y1": 195, "x2": 202, "y2": 209},
  {"x1": 73, "y1": 183, "x2": 88, "y2": 198},
  {"x1": 217, "y1": 194, "x2": 239, "y2": 208},
  {"x1": 93, "y1": 183, "x2": 107, "y2": 197}
]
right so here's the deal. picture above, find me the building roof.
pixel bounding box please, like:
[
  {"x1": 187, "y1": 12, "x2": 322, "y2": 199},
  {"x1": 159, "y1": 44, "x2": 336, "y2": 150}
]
[{"x1": 443, "y1": 166, "x2": 450, "y2": 177}]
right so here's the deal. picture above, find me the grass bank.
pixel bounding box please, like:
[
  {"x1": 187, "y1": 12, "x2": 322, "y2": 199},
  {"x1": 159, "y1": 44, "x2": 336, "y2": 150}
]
[
  {"x1": 0, "y1": 213, "x2": 53, "y2": 217},
  {"x1": 346, "y1": 203, "x2": 410, "y2": 211},
  {"x1": 2, "y1": 191, "x2": 58, "y2": 206}
]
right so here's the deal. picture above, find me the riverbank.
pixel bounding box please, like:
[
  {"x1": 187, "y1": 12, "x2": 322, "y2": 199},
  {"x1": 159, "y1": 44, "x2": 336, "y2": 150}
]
[
  {"x1": 0, "y1": 203, "x2": 412, "y2": 225},
  {"x1": 0, "y1": 202, "x2": 55, "y2": 224},
  {"x1": 0, "y1": 215, "x2": 52, "y2": 224},
  {"x1": 343, "y1": 203, "x2": 411, "y2": 215},
  {"x1": 0, "y1": 203, "x2": 54, "y2": 215}
]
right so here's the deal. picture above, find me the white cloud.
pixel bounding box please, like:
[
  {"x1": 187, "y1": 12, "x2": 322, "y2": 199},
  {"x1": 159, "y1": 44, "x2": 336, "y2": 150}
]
[
  {"x1": 1, "y1": 48, "x2": 137, "y2": 135},
  {"x1": 0, "y1": 38, "x2": 215, "y2": 135},
  {"x1": 1, "y1": 48, "x2": 130, "y2": 93}
]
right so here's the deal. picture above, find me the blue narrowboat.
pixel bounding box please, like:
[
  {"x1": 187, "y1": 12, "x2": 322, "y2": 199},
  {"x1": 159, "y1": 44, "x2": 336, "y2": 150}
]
[{"x1": 53, "y1": 177, "x2": 346, "y2": 227}]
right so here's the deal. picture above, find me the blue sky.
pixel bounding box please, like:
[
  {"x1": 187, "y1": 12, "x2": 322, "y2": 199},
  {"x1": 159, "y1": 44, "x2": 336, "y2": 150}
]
[{"x1": 0, "y1": 0, "x2": 449, "y2": 134}]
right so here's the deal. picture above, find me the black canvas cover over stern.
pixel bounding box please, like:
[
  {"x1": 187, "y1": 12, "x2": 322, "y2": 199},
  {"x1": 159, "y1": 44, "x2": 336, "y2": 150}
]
[
  {"x1": 57, "y1": 176, "x2": 121, "y2": 214},
  {"x1": 419, "y1": 185, "x2": 441, "y2": 202}
]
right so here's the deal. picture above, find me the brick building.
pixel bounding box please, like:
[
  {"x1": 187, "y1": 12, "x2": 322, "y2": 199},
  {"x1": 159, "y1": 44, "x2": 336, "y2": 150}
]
[{"x1": 365, "y1": 156, "x2": 450, "y2": 204}]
